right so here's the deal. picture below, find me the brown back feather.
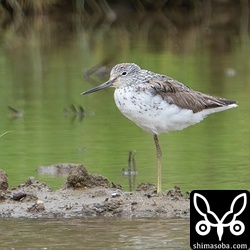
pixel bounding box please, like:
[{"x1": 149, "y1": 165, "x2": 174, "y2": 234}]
[{"x1": 149, "y1": 77, "x2": 237, "y2": 113}]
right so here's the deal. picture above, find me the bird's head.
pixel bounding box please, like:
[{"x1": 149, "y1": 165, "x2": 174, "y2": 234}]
[{"x1": 81, "y1": 63, "x2": 141, "y2": 95}]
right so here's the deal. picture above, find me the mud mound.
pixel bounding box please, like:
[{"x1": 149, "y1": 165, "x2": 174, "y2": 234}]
[
  {"x1": 63, "y1": 165, "x2": 110, "y2": 189},
  {"x1": 0, "y1": 169, "x2": 8, "y2": 191},
  {"x1": 0, "y1": 165, "x2": 190, "y2": 218}
]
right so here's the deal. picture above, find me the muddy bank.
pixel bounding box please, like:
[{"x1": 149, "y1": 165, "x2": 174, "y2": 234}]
[{"x1": 0, "y1": 165, "x2": 190, "y2": 218}]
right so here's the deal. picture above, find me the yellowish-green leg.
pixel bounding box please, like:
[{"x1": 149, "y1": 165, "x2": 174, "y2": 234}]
[{"x1": 153, "y1": 134, "x2": 162, "y2": 194}]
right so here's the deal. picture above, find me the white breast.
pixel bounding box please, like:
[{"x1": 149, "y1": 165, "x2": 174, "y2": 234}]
[{"x1": 114, "y1": 87, "x2": 236, "y2": 135}]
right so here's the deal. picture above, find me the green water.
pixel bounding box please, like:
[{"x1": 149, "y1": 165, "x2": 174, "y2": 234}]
[
  {"x1": 0, "y1": 3, "x2": 250, "y2": 249},
  {"x1": 0, "y1": 26, "x2": 250, "y2": 190},
  {"x1": 0, "y1": 24, "x2": 249, "y2": 193}
]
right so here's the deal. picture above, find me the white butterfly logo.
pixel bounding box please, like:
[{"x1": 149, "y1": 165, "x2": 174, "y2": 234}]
[{"x1": 193, "y1": 193, "x2": 247, "y2": 241}]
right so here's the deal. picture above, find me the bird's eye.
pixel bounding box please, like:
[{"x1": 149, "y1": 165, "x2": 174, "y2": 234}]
[{"x1": 121, "y1": 71, "x2": 127, "y2": 76}]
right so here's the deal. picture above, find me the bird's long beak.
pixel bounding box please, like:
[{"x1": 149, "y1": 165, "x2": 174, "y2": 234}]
[{"x1": 81, "y1": 79, "x2": 114, "y2": 95}]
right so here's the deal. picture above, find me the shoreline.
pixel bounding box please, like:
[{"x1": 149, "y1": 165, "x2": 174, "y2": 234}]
[{"x1": 0, "y1": 166, "x2": 190, "y2": 219}]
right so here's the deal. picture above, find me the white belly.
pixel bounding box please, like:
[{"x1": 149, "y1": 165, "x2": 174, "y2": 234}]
[{"x1": 114, "y1": 87, "x2": 235, "y2": 135}]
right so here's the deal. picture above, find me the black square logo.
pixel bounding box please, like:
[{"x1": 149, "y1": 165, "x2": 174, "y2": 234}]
[{"x1": 190, "y1": 190, "x2": 250, "y2": 250}]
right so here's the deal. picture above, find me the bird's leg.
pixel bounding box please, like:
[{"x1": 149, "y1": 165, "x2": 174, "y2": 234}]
[{"x1": 153, "y1": 134, "x2": 162, "y2": 194}]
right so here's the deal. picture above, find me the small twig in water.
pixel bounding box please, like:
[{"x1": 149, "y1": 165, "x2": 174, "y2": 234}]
[{"x1": 0, "y1": 130, "x2": 15, "y2": 138}]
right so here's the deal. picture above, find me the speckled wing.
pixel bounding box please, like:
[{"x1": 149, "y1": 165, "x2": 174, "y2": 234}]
[{"x1": 148, "y1": 75, "x2": 237, "y2": 113}]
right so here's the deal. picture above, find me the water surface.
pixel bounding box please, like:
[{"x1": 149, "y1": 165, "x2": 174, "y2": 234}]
[
  {"x1": 0, "y1": 217, "x2": 189, "y2": 249},
  {"x1": 0, "y1": 31, "x2": 248, "y2": 192},
  {"x1": 0, "y1": 5, "x2": 250, "y2": 249}
]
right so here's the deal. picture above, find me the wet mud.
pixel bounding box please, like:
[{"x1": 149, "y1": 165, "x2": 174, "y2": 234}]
[{"x1": 0, "y1": 165, "x2": 190, "y2": 218}]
